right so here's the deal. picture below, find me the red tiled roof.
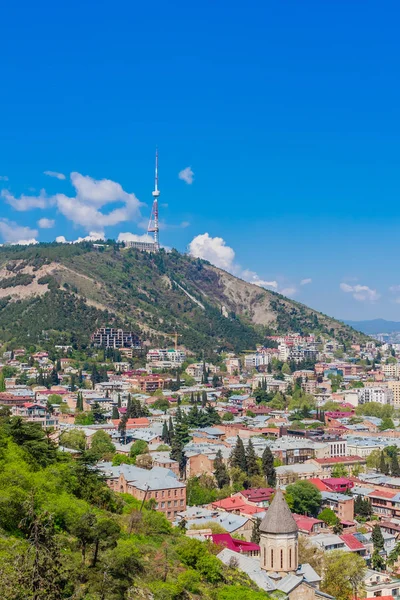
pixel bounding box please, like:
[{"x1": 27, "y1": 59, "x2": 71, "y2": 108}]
[
  {"x1": 239, "y1": 488, "x2": 275, "y2": 502},
  {"x1": 293, "y1": 514, "x2": 323, "y2": 532},
  {"x1": 340, "y1": 533, "x2": 365, "y2": 551},
  {"x1": 211, "y1": 497, "x2": 248, "y2": 511},
  {"x1": 308, "y1": 478, "x2": 332, "y2": 492},
  {"x1": 112, "y1": 418, "x2": 150, "y2": 428},
  {"x1": 322, "y1": 477, "x2": 353, "y2": 486},
  {"x1": 212, "y1": 533, "x2": 260, "y2": 553},
  {"x1": 368, "y1": 489, "x2": 398, "y2": 500}
]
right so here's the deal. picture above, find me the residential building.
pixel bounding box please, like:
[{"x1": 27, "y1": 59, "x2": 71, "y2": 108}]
[
  {"x1": 387, "y1": 380, "x2": 400, "y2": 407},
  {"x1": 146, "y1": 348, "x2": 186, "y2": 368},
  {"x1": 211, "y1": 533, "x2": 260, "y2": 557},
  {"x1": 358, "y1": 386, "x2": 393, "y2": 405},
  {"x1": 91, "y1": 327, "x2": 141, "y2": 349},
  {"x1": 101, "y1": 463, "x2": 186, "y2": 520},
  {"x1": 13, "y1": 402, "x2": 59, "y2": 429},
  {"x1": 307, "y1": 456, "x2": 366, "y2": 477},
  {"x1": 320, "y1": 491, "x2": 354, "y2": 522},
  {"x1": 244, "y1": 352, "x2": 270, "y2": 369}
]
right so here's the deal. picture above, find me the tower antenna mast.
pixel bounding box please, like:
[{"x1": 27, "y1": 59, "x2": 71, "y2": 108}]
[{"x1": 148, "y1": 148, "x2": 160, "y2": 250}]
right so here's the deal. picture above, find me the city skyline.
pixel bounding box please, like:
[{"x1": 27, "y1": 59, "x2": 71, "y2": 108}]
[{"x1": 1, "y1": 1, "x2": 400, "y2": 321}]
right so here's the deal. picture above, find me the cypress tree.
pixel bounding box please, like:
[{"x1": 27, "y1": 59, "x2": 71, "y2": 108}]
[
  {"x1": 112, "y1": 406, "x2": 119, "y2": 419},
  {"x1": 162, "y1": 421, "x2": 169, "y2": 444},
  {"x1": 168, "y1": 416, "x2": 175, "y2": 441},
  {"x1": 70, "y1": 373, "x2": 76, "y2": 392},
  {"x1": 380, "y1": 451, "x2": 390, "y2": 475},
  {"x1": 372, "y1": 524, "x2": 385, "y2": 552},
  {"x1": 391, "y1": 453, "x2": 400, "y2": 477},
  {"x1": 190, "y1": 392, "x2": 194, "y2": 404},
  {"x1": 246, "y1": 439, "x2": 260, "y2": 477},
  {"x1": 230, "y1": 436, "x2": 247, "y2": 472},
  {"x1": 251, "y1": 517, "x2": 261, "y2": 544},
  {"x1": 117, "y1": 394, "x2": 121, "y2": 408},
  {"x1": 262, "y1": 446, "x2": 276, "y2": 487},
  {"x1": 201, "y1": 391, "x2": 207, "y2": 408},
  {"x1": 214, "y1": 449, "x2": 230, "y2": 488}
]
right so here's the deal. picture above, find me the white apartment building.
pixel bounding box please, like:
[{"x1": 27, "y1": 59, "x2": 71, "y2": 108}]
[
  {"x1": 146, "y1": 348, "x2": 186, "y2": 368},
  {"x1": 358, "y1": 386, "x2": 393, "y2": 405},
  {"x1": 244, "y1": 352, "x2": 270, "y2": 369},
  {"x1": 328, "y1": 440, "x2": 347, "y2": 458},
  {"x1": 278, "y1": 344, "x2": 291, "y2": 362}
]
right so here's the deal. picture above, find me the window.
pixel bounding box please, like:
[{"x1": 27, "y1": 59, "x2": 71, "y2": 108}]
[
  {"x1": 180, "y1": 499, "x2": 184, "y2": 506},
  {"x1": 263, "y1": 547, "x2": 266, "y2": 566},
  {"x1": 174, "y1": 500, "x2": 177, "y2": 507},
  {"x1": 167, "y1": 501, "x2": 171, "y2": 507},
  {"x1": 280, "y1": 549, "x2": 283, "y2": 569},
  {"x1": 289, "y1": 548, "x2": 292, "y2": 569},
  {"x1": 271, "y1": 549, "x2": 273, "y2": 568},
  {"x1": 161, "y1": 502, "x2": 165, "y2": 508},
  {"x1": 174, "y1": 490, "x2": 177, "y2": 496}
]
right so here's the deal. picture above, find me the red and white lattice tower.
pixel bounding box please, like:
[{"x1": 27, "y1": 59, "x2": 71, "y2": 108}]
[{"x1": 147, "y1": 149, "x2": 160, "y2": 250}]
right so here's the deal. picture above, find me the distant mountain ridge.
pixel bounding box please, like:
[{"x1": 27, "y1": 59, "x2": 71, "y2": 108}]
[
  {"x1": 344, "y1": 318, "x2": 400, "y2": 335},
  {"x1": 0, "y1": 242, "x2": 368, "y2": 352}
]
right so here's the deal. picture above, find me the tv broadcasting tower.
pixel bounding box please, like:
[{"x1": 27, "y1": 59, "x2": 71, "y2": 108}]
[{"x1": 147, "y1": 149, "x2": 160, "y2": 250}]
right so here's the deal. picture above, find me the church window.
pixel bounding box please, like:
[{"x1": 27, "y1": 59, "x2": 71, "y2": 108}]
[
  {"x1": 271, "y1": 549, "x2": 274, "y2": 568},
  {"x1": 280, "y1": 549, "x2": 283, "y2": 569},
  {"x1": 289, "y1": 548, "x2": 292, "y2": 568}
]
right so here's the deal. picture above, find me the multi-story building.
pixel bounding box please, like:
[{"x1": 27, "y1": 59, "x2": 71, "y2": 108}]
[
  {"x1": 225, "y1": 358, "x2": 241, "y2": 375},
  {"x1": 387, "y1": 380, "x2": 400, "y2": 407},
  {"x1": 244, "y1": 352, "x2": 270, "y2": 370},
  {"x1": 91, "y1": 328, "x2": 141, "y2": 349},
  {"x1": 382, "y1": 362, "x2": 400, "y2": 378},
  {"x1": 358, "y1": 386, "x2": 393, "y2": 405},
  {"x1": 13, "y1": 402, "x2": 59, "y2": 429},
  {"x1": 146, "y1": 348, "x2": 186, "y2": 368},
  {"x1": 102, "y1": 463, "x2": 186, "y2": 520},
  {"x1": 320, "y1": 491, "x2": 354, "y2": 522}
]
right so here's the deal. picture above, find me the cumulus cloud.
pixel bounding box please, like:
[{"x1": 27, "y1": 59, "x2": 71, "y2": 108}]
[
  {"x1": 340, "y1": 282, "x2": 380, "y2": 302},
  {"x1": 0, "y1": 176, "x2": 8, "y2": 181},
  {"x1": 300, "y1": 278, "x2": 312, "y2": 286},
  {"x1": 55, "y1": 231, "x2": 105, "y2": 244},
  {"x1": 44, "y1": 171, "x2": 66, "y2": 180},
  {"x1": 117, "y1": 232, "x2": 154, "y2": 244},
  {"x1": 2, "y1": 189, "x2": 49, "y2": 211},
  {"x1": 188, "y1": 233, "x2": 235, "y2": 271},
  {"x1": 37, "y1": 218, "x2": 55, "y2": 229},
  {"x1": 178, "y1": 167, "x2": 194, "y2": 185},
  {"x1": 1, "y1": 172, "x2": 143, "y2": 232},
  {"x1": 0, "y1": 219, "x2": 38, "y2": 244},
  {"x1": 188, "y1": 233, "x2": 299, "y2": 297},
  {"x1": 241, "y1": 269, "x2": 279, "y2": 290}
]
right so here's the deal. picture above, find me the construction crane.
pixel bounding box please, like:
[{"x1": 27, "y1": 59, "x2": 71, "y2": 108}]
[{"x1": 165, "y1": 332, "x2": 182, "y2": 351}]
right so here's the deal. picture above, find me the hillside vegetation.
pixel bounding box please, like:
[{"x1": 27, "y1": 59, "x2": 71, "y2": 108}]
[
  {"x1": 0, "y1": 242, "x2": 366, "y2": 352},
  {"x1": 0, "y1": 412, "x2": 270, "y2": 600}
]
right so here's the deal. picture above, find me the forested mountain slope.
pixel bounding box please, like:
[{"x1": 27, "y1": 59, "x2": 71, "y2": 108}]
[{"x1": 0, "y1": 242, "x2": 366, "y2": 352}]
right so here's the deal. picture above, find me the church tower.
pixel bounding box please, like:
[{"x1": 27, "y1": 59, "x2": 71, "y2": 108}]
[{"x1": 259, "y1": 489, "x2": 299, "y2": 574}]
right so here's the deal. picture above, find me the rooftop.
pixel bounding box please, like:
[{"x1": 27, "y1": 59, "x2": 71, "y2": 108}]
[{"x1": 259, "y1": 489, "x2": 298, "y2": 535}]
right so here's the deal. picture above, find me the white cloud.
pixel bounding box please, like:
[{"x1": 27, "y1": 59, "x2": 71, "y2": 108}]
[
  {"x1": 11, "y1": 238, "x2": 39, "y2": 246},
  {"x1": 340, "y1": 282, "x2": 380, "y2": 302},
  {"x1": 0, "y1": 219, "x2": 38, "y2": 244},
  {"x1": 188, "y1": 233, "x2": 235, "y2": 271},
  {"x1": 2, "y1": 172, "x2": 143, "y2": 232},
  {"x1": 37, "y1": 218, "x2": 55, "y2": 229},
  {"x1": 180, "y1": 221, "x2": 190, "y2": 228},
  {"x1": 44, "y1": 171, "x2": 66, "y2": 180},
  {"x1": 0, "y1": 176, "x2": 8, "y2": 181},
  {"x1": 1, "y1": 189, "x2": 49, "y2": 211},
  {"x1": 178, "y1": 167, "x2": 194, "y2": 185},
  {"x1": 117, "y1": 232, "x2": 154, "y2": 243},
  {"x1": 281, "y1": 287, "x2": 297, "y2": 297},
  {"x1": 300, "y1": 278, "x2": 312, "y2": 286},
  {"x1": 56, "y1": 236, "x2": 68, "y2": 243},
  {"x1": 74, "y1": 231, "x2": 105, "y2": 243},
  {"x1": 188, "y1": 233, "x2": 298, "y2": 297},
  {"x1": 389, "y1": 285, "x2": 400, "y2": 293}
]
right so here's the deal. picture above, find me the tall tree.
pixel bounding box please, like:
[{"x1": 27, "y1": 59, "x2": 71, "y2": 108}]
[
  {"x1": 245, "y1": 439, "x2": 260, "y2": 477},
  {"x1": 251, "y1": 517, "x2": 261, "y2": 544},
  {"x1": 391, "y1": 452, "x2": 400, "y2": 477},
  {"x1": 230, "y1": 436, "x2": 247, "y2": 473},
  {"x1": 262, "y1": 446, "x2": 276, "y2": 487},
  {"x1": 213, "y1": 450, "x2": 230, "y2": 489},
  {"x1": 379, "y1": 451, "x2": 390, "y2": 475}
]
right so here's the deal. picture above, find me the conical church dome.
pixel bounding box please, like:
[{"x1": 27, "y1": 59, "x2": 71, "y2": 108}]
[{"x1": 259, "y1": 489, "x2": 298, "y2": 535}]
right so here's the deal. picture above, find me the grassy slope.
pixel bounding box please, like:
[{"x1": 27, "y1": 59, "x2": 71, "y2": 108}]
[{"x1": 0, "y1": 243, "x2": 367, "y2": 351}]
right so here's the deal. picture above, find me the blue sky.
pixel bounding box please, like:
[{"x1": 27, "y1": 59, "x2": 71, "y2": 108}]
[{"x1": 1, "y1": 1, "x2": 400, "y2": 321}]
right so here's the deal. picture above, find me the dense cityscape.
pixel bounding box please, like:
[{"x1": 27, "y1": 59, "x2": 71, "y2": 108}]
[{"x1": 4, "y1": 309, "x2": 400, "y2": 599}]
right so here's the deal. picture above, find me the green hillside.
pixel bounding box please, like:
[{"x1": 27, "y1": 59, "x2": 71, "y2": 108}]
[
  {"x1": 0, "y1": 242, "x2": 367, "y2": 353},
  {"x1": 0, "y1": 413, "x2": 271, "y2": 600}
]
